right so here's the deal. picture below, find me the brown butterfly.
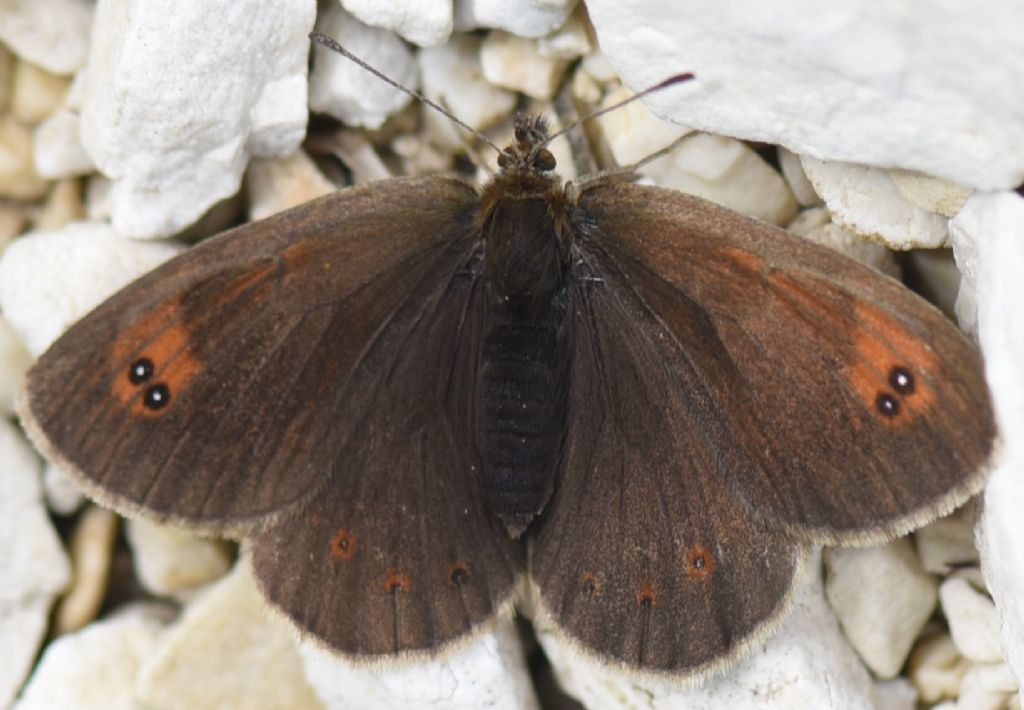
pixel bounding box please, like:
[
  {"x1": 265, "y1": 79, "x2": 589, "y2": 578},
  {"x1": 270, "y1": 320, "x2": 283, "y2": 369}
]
[{"x1": 17, "y1": 37, "x2": 994, "y2": 681}]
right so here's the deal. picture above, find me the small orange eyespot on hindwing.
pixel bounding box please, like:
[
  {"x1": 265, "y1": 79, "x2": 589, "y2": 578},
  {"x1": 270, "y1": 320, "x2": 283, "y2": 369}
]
[
  {"x1": 635, "y1": 582, "x2": 661, "y2": 608},
  {"x1": 447, "y1": 561, "x2": 471, "y2": 587},
  {"x1": 328, "y1": 529, "x2": 357, "y2": 561},
  {"x1": 685, "y1": 545, "x2": 716, "y2": 581},
  {"x1": 384, "y1": 571, "x2": 411, "y2": 594}
]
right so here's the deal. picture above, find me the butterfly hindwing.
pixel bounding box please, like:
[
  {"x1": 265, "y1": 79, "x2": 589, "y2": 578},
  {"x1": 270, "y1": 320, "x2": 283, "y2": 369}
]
[
  {"x1": 571, "y1": 181, "x2": 995, "y2": 544},
  {"x1": 529, "y1": 266, "x2": 804, "y2": 675},
  {"x1": 250, "y1": 259, "x2": 524, "y2": 656}
]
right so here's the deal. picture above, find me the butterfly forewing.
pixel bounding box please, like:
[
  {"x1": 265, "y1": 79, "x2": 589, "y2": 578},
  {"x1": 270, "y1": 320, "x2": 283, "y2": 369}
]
[{"x1": 19, "y1": 177, "x2": 486, "y2": 536}]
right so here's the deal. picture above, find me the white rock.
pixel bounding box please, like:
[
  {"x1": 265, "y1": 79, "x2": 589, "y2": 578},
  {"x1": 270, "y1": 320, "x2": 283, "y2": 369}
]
[
  {"x1": 0, "y1": 115, "x2": 49, "y2": 200},
  {"x1": 537, "y1": 10, "x2": 593, "y2": 59},
  {"x1": 310, "y1": 6, "x2": 415, "y2": 130},
  {"x1": 135, "y1": 562, "x2": 324, "y2": 710},
  {"x1": 246, "y1": 150, "x2": 335, "y2": 221},
  {"x1": 0, "y1": 598, "x2": 53, "y2": 709},
  {"x1": 587, "y1": 0, "x2": 1024, "y2": 190},
  {"x1": 125, "y1": 519, "x2": 232, "y2": 599},
  {"x1": 787, "y1": 209, "x2": 900, "y2": 278},
  {"x1": 54, "y1": 506, "x2": 119, "y2": 635},
  {"x1": 42, "y1": 463, "x2": 84, "y2": 516},
  {"x1": 311, "y1": 130, "x2": 394, "y2": 185},
  {"x1": 580, "y1": 51, "x2": 618, "y2": 83},
  {"x1": 889, "y1": 170, "x2": 973, "y2": 218},
  {"x1": 593, "y1": 84, "x2": 692, "y2": 167},
  {"x1": 0, "y1": 418, "x2": 71, "y2": 707},
  {"x1": 341, "y1": 0, "x2": 453, "y2": 47},
  {"x1": 801, "y1": 158, "x2": 950, "y2": 249},
  {"x1": 537, "y1": 549, "x2": 875, "y2": 709},
  {"x1": 0, "y1": 0, "x2": 92, "y2": 75},
  {"x1": 871, "y1": 678, "x2": 917, "y2": 710},
  {"x1": 80, "y1": 1, "x2": 313, "y2": 238},
  {"x1": 778, "y1": 148, "x2": 821, "y2": 207},
  {"x1": 455, "y1": 0, "x2": 577, "y2": 38},
  {"x1": 958, "y1": 662, "x2": 1020, "y2": 710},
  {"x1": 0, "y1": 315, "x2": 32, "y2": 415},
  {"x1": 824, "y1": 539, "x2": 938, "y2": 679},
  {"x1": 907, "y1": 633, "x2": 971, "y2": 705},
  {"x1": 34, "y1": 180, "x2": 84, "y2": 234},
  {"x1": 643, "y1": 133, "x2": 799, "y2": 226},
  {"x1": 299, "y1": 612, "x2": 537, "y2": 710},
  {"x1": 12, "y1": 60, "x2": 70, "y2": 125},
  {"x1": 0, "y1": 222, "x2": 183, "y2": 356},
  {"x1": 418, "y1": 34, "x2": 517, "y2": 152},
  {"x1": 34, "y1": 109, "x2": 95, "y2": 179},
  {"x1": 952, "y1": 192, "x2": 1024, "y2": 692},
  {"x1": 915, "y1": 503, "x2": 979, "y2": 575},
  {"x1": 14, "y1": 606, "x2": 168, "y2": 710},
  {"x1": 480, "y1": 32, "x2": 570, "y2": 100},
  {"x1": 940, "y1": 576, "x2": 1004, "y2": 664}
]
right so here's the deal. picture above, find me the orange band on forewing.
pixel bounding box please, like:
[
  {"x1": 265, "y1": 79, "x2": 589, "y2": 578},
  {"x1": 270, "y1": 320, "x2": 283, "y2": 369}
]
[{"x1": 844, "y1": 301, "x2": 938, "y2": 425}]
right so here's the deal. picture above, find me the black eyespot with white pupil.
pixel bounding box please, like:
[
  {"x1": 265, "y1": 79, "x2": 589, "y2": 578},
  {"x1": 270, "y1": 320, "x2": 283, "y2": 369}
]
[
  {"x1": 889, "y1": 366, "x2": 915, "y2": 394},
  {"x1": 144, "y1": 384, "x2": 170, "y2": 410},
  {"x1": 129, "y1": 358, "x2": 171, "y2": 411},
  {"x1": 875, "y1": 365, "x2": 915, "y2": 419},
  {"x1": 875, "y1": 393, "x2": 900, "y2": 418},
  {"x1": 128, "y1": 358, "x2": 154, "y2": 384}
]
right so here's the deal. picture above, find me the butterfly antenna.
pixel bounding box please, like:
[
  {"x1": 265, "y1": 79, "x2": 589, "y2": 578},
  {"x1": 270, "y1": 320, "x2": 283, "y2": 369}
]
[
  {"x1": 310, "y1": 33, "x2": 503, "y2": 156},
  {"x1": 546, "y1": 73, "x2": 695, "y2": 145}
]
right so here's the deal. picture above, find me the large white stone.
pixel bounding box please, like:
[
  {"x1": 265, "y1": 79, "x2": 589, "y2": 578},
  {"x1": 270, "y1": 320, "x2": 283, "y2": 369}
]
[
  {"x1": 135, "y1": 562, "x2": 325, "y2": 710},
  {"x1": 0, "y1": 419, "x2": 71, "y2": 708},
  {"x1": 341, "y1": 0, "x2": 453, "y2": 47},
  {"x1": 14, "y1": 607, "x2": 168, "y2": 710},
  {"x1": 0, "y1": 316, "x2": 32, "y2": 415},
  {"x1": 825, "y1": 540, "x2": 938, "y2": 679},
  {"x1": 906, "y1": 633, "x2": 971, "y2": 705},
  {"x1": 800, "y1": 158, "x2": 950, "y2": 249},
  {"x1": 418, "y1": 34, "x2": 517, "y2": 152},
  {"x1": 454, "y1": 0, "x2": 577, "y2": 38},
  {"x1": 536, "y1": 549, "x2": 876, "y2": 709},
  {"x1": 643, "y1": 133, "x2": 799, "y2": 227},
  {"x1": 0, "y1": 0, "x2": 92, "y2": 75},
  {"x1": 125, "y1": 520, "x2": 233, "y2": 599},
  {"x1": 950, "y1": 191, "x2": 1024, "y2": 700},
  {"x1": 310, "y1": 5, "x2": 415, "y2": 129},
  {"x1": 80, "y1": 0, "x2": 313, "y2": 238},
  {"x1": 586, "y1": 1, "x2": 1024, "y2": 191},
  {"x1": 298, "y1": 612, "x2": 537, "y2": 710},
  {"x1": 480, "y1": 31, "x2": 570, "y2": 100},
  {"x1": 940, "y1": 576, "x2": 1005, "y2": 665},
  {"x1": 0, "y1": 222, "x2": 182, "y2": 356}
]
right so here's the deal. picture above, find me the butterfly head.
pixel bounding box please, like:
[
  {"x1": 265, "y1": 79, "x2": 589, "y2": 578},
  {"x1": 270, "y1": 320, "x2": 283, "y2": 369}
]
[{"x1": 496, "y1": 114, "x2": 558, "y2": 177}]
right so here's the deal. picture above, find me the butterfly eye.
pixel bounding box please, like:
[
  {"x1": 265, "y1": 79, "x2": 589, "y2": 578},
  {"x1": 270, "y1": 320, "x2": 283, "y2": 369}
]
[
  {"x1": 447, "y1": 561, "x2": 471, "y2": 587},
  {"x1": 143, "y1": 383, "x2": 170, "y2": 410},
  {"x1": 889, "y1": 366, "x2": 915, "y2": 394},
  {"x1": 128, "y1": 358, "x2": 154, "y2": 384},
  {"x1": 534, "y1": 149, "x2": 556, "y2": 172}
]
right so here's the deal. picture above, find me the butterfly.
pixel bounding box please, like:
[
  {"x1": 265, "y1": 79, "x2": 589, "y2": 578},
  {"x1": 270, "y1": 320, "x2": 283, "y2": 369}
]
[{"x1": 17, "y1": 45, "x2": 994, "y2": 681}]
